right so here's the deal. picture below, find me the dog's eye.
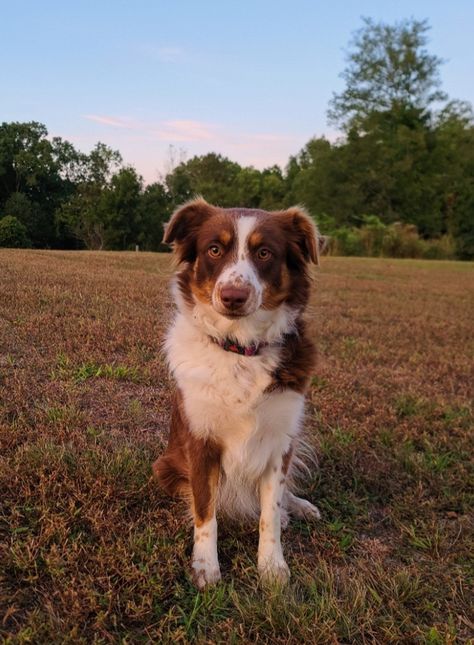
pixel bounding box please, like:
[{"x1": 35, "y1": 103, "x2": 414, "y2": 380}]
[
  {"x1": 256, "y1": 247, "x2": 272, "y2": 261},
  {"x1": 207, "y1": 244, "x2": 223, "y2": 259}
]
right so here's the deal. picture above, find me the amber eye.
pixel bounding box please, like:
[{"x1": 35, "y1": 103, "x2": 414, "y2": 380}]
[
  {"x1": 207, "y1": 244, "x2": 223, "y2": 259},
  {"x1": 256, "y1": 247, "x2": 272, "y2": 261}
]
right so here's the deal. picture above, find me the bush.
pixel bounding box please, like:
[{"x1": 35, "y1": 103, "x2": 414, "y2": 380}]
[
  {"x1": 330, "y1": 227, "x2": 364, "y2": 256},
  {"x1": 325, "y1": 217, "x2": 456, "y2": 260},
  {"x1": 358, "y1": 215, "x2": 387, "y2": 256},
  {"x1": 423, "y1": 235, "x2": 456, "y2": 260},
  {"x1": 0, "y1": 215, "x2": 31, "y2": 248},
  {"x1": 381, "y1": 222, "x2": 425, "y2": 258}
]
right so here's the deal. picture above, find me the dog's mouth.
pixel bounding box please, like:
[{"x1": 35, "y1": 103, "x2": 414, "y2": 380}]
[{"x1": 221, "y1": 312, "x2": 248, "y2": 319}]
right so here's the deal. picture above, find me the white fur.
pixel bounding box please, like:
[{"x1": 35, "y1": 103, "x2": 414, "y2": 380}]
[
  {"x1": 192, "y1": 517, "x2": 221, "y2": 589},
  {"x1": 212, "y1": 216, "x2": 263, "y2": 315},
  {"x1": 258, "y1": 460, "x2": 290, "y2": 583}
]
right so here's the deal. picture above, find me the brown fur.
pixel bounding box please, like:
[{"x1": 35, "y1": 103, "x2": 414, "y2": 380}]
[
  {"x1": 153, "y1": 388, "x2": 222, "y2": 524},
  {"x1": 282, "y1": 445, "x2": 294, "y2": 476},
  {"x1": 190, "y1": 440, "x2": 221, "y2": 526},
  {"x1": 266, "y1": 320, "x2": 316, "y2": 394}
]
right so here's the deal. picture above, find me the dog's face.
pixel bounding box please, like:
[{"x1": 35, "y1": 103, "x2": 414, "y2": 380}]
[{"x1": 164, "y1": 198, "x2": 320, "y2": 318}]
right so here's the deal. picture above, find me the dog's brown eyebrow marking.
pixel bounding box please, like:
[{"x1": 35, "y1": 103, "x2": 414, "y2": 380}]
[
  {"x1": 249, "y1": 231, "x2": 263, "y2": 247},
  {"x1": 219, "y1": 230, "x2": 232, "y2": 245}
]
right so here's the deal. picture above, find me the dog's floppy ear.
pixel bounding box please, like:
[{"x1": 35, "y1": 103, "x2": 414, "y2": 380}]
[
  {"x1": 283, "y1": 206, "x2": 322, "y2": 265},
  {"x1": 163, "y1": 197, "x2": 214, "y2": 263}
]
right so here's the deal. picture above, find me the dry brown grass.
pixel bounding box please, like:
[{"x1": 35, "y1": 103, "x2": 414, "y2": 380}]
[{"x1": 1, "y1": 250, "x2": 473, "y2": 644}]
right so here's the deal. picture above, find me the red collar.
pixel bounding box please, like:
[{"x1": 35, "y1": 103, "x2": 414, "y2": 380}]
[{"x1": 210, "y1": 336, "x2": 267, "y2": 356}]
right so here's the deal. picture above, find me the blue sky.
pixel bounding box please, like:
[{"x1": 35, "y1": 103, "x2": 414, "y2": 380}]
[{"x1": 2, "y1": 0, "x2": 473, "y2": 183}]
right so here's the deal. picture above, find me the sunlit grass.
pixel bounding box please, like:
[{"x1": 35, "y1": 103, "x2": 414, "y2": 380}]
[{"x1": 0, "y1": 250, "x2": 472, "y2": 643}]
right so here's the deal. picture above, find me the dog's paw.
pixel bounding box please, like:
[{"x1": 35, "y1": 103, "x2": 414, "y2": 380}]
[
  {"x1": 294, "y1": 498, "x2": 321, "y2": 520},
  {"x1": 287, "y1": 494, "x2": 321, "y2": 521},
  {"x1": 258, "y1": 556, "x2": 290, "y2": 585},
  {"x1": 191, "y1": 558, "x2": 221, "y2": 589}
]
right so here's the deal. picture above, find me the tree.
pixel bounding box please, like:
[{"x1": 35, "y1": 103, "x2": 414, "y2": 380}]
[
  {"x1": 4, "y1": 192, "x2": 34, "y2": 232},
  {"x1": 0, "y1": 215, "x2": 30, "y2": 248},
  {"x1": 260, "y1": 166, "x2": 286, "y2": 211},
  {"x1": 0, "y1": 122, "x2": 84, "y2": 247},
  {"x1": 432, "y1": 101, "x2": 474, "y2": 256},
  {"x1": 165, "y1": 153, "x2": 242, "y2": 208},
  {"x1": 56, "y1": 143, "x2": 126, "y2": 250},
  {"x1": 328, "y1": 18, "x2": 446, "y2": 132},
  {"x1": 101, "y1": 166, "x2": 143, "y2": 249},
  {"x1": 137, "y1": 182, "x2": 172, "y2": 251}
]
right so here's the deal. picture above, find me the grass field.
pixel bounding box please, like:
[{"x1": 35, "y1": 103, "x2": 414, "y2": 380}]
[{"x1": 0, "y1": 251, "x2": 473, "y2": 644}]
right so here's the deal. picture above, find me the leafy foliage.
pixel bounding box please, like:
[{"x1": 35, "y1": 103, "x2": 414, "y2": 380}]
[
  {"x1": 0, "y1": 215, "x2": 30, "y2": 248},
  {"x1": 328, "y1": 17, "x2": 446, "y2": 131}
]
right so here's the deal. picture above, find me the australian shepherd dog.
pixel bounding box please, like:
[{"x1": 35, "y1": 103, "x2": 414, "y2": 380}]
[{"x1": 153, "y1": 198, "x2": 323, "y2": 588}]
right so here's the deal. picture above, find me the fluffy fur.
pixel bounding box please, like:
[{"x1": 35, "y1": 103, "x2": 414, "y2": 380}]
[{"x1": 153, "y1": 198, "x2": 322, "y2": 587}]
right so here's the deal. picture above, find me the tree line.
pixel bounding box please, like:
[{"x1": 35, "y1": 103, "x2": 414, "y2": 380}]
[{"x1": 1, "y1": 18, "x2": 473, "y2": 259}]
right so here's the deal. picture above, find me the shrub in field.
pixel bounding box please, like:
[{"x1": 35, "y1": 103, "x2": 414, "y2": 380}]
[
  {"x1": 422, "y1": 234, "x2": 456, "y2": 259},
  {"x1": 330, "y1": 227, "x2": 364, "y2": 256},
  {"x1": 0, "y1": 215, "x2": 31, "y2": 248},
  {"x1": 327, "y1": 217, "x2": 455, "y2": 259},
  {"x1": 358, "y1": 215, "x2": 388, "y2": 256},
  {"x1": 381, "y1": 222, "x2": 425, "y2": 258}
]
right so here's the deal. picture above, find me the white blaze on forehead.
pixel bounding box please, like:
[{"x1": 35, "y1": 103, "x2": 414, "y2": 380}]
[
  {"x1": 212, "y1": 214, "x2": 263, "y2": 312},
  {"x1": 217, "y1": 216, "x2": 261, "y2": 289},
  {"x1": 236, "y1": 215, "x2": 257, "y2": 261}
]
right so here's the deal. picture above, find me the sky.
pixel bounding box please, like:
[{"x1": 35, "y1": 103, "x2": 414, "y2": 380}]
[{"x1": 2, "y1": 0, "x2": 474, "y2": 184}]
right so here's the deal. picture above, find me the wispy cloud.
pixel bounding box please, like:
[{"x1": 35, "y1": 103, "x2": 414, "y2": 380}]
[
  {"x1": 83, "y1": 114, "x2": 216, "y2": 142},
  {"x1": 83, "y1": 114, "x2": 137, "y2": 129}
]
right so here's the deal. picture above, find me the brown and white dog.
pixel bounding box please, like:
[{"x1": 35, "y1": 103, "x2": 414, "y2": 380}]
[{"x1": 153, "y1": 198, "x2": 322, "y2": 588}]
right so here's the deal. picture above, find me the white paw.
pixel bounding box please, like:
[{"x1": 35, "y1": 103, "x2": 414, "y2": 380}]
[
  {"x1": 191, "y1": 558, "x2": 221, "y2": 589},
  {"x1": 290, "y1": 496, "x2": 321, "y2": 521},
  {"x1": 258, "y1": 556, "x2": 290, "y2": 585}
]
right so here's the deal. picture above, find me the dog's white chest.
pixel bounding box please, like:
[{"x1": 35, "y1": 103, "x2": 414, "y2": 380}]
[{"x1": 165, "y1": 314, "x2": 280, "y2": 436}]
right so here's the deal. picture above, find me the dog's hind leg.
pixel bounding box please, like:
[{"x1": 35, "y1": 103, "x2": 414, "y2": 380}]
[{"x1": 285, "y1": 491, "x2": 321, "y2": 521}]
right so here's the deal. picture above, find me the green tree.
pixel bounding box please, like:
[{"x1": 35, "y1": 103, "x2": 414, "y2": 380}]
[
  {"x1": 260, "y1": 166, "x2": 286, "y2": 211},
  {"x1": 56, "y1": 143, "x2": 125, "y2": 249},
  {"x1": 137, "y1": 182, "x2": 172, "y2": 251},
  {"x1": 328, "y1": 18, "x2": 446, "y2": 132},
  {"x1": 0, "y1": 215, "x2": 30, "y2": 248},
  {"x1": 4, "y1": 192, "x2": 34, "y2": 232},
  {"x1": 101, "y1": 166, "x2": 143, "y2": 249},
  {"x1": 166, "y1": 153, "x2": 242, "y2": 208},
  {"x1": 0, "y1": 122, "x2": 82, "y2": 247}
]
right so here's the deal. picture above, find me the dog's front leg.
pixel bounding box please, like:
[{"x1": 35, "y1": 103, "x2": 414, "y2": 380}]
[
  {"x1": 189, "y1": 439, "x2": 221, "y2": 589},
  {"x1": 257, "y1": 453, "x2": 290, "y2": 584}
]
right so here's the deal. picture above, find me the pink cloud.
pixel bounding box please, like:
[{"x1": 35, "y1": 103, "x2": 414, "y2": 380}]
[{"x1": 83, "y1": 114, "x2": 138, "y2": 129}]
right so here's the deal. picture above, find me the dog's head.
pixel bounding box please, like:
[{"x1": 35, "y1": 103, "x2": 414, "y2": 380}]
[{"x1": 164, "y1": 198, "x2": 322, "y2": 319}]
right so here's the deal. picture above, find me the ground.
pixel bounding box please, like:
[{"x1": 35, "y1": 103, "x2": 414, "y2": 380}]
[{"x1": 0, "y1": 250, "x2": 472, "y2": 644}]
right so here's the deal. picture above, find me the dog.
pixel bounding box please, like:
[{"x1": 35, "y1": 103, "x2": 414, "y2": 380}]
[{"x1": 153, "y1": 198, "x2": 322, "y2": 588}]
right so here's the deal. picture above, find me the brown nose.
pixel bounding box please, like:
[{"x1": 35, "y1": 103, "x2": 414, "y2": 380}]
[{"x1": 220, "y1": 285, "x2": 250, "y2": 310}]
